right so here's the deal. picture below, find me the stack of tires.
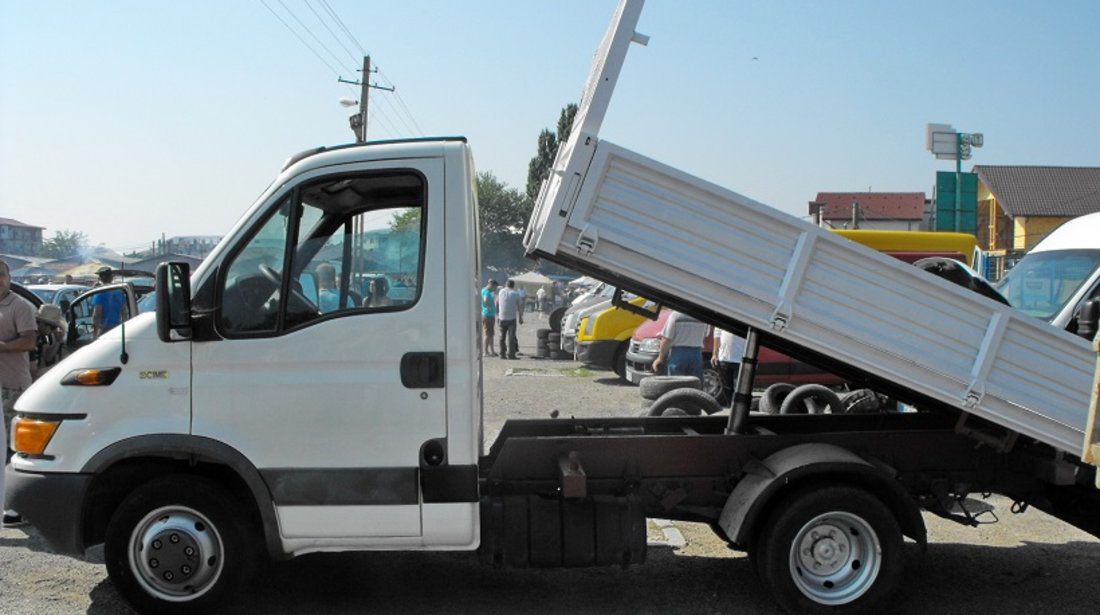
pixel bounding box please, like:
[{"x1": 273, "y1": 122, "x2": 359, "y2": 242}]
[
  {"x1": 756, "y1": 384, "x2": 893, "y2": 414},
  {"x1": 637, "y1": 375, "x2": 722, "y2": 417},
  {"x1": 535, "y1": 328, "x2": 571, "y2": 360}
]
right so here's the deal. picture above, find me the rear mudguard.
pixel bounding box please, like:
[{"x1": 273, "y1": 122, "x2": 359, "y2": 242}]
[{"x1": 719, "y1": 442, "x2": 926, "y2": 549}]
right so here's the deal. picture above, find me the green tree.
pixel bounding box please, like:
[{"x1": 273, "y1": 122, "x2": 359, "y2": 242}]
[
  {"x1": 390, "y1": 208, "x2": 421, "y2": 233},
  {"x1": 478, "y1": 171, "x2": 531, "y2": 277},
  {"x1": 525, "y1": 103, "x2": 578, "y2": 202},
  {"x1": 38, "y1": 229, "x2": 88, "y2": 259}
]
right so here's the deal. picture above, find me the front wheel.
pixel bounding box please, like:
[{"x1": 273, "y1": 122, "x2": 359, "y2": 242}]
[
  {"x1": 105, "y1": 475, "x2": 257, "y2": 615},
  {"x1": 755, "y1": 484, "x2": 903, "y2": 615}
]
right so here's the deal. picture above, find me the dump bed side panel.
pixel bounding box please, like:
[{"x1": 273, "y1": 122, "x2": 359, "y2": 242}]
[{"x1": 526, "y1": 139, "x2": 1094, "y2": 457}]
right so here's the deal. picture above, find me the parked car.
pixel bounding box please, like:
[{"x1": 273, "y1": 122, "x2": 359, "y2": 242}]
[
  {"x1": 26, "y1": 283, "x2": 90, "y2": 311},
  {"x1": 558, "y1": 282, "x2": 616, "y2": 353},
  {"x1": 624, "y1": 308, "x2": 841, "y2": 402}
]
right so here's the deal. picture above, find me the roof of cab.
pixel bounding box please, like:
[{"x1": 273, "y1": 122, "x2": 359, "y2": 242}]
[{"x1": 282, "y1": 137, "x2": 468, "y2": 172}]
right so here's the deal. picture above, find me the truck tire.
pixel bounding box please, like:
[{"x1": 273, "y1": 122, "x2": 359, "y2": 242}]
[
  {"x1": 840, "y1": 389, "x2": 886, "y2": 414},
  {"x1": 647, "y1": 388, "x2": 721, "y2": 416},
  {"x1": 536, "y1": 328, "x2": 552, "y2": 340},
  {"x1": 754, "y1": 484, "x2": 904, "y2": 615},
  {"x1": 549, "y1": 307, "x2": 566, "y2": 332},
  {"x1": 105, "y1": 475, "x2": 258, "y2": 615},
  {"x1": 639, "y1": 375, "x2": 701, "y2": 400},
  {"x1": 701, "y1": 365, "x2": 727, "y2": 405},
  {"x1": 613, "y1": 342, "x2": 629, "y2": 380},
  {"x1": 759, "y1": 383, "x2": 795, "y2": 415},
  {"x1": 779, "y1": 384, "x2": 845, "y2": 415}
]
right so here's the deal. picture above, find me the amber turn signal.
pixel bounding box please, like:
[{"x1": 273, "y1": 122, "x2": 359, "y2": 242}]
[
  {"x1": 60, "y1": 367, "x2": 122, "y2": 386},
  {"x1": 13, "y1": 418, "x2": 61, "y2": 456}
]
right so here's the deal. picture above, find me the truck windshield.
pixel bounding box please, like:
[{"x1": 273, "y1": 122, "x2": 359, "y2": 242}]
[{"x1": 994, "y1": 249, "x2": 1100, "y2": 322}]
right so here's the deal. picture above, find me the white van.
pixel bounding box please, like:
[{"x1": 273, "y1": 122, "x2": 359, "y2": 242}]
[{"x1": 995, "y1": 211, "x2": 1100, "y2": 332}]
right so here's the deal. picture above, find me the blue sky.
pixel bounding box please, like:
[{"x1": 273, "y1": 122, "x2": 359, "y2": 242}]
[{"x1": 2, "y1": 0, "x2": 1098, "y2": 253}]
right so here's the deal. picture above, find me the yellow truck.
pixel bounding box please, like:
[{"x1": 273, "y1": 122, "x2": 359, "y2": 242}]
[{"x1": 574, "y1": 293, "x2": 654, "y2": 378}]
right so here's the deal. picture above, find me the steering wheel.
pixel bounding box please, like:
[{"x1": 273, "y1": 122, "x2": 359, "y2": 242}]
[{"x1": 258, "y1": 263, "x2": 320, "y2": 318}]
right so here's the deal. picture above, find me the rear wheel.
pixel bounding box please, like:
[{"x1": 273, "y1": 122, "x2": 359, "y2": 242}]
[
  {"x1": 755, "y1": 485, "x2": 903, "y2": 615},
  {"x1": 105, "y1": 475, "x2": 257, "y2": 615}
]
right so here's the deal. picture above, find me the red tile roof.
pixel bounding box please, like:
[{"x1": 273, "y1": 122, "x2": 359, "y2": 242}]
[{"x1": 814, "y1": 192, "x2": 926, "y2": 221}]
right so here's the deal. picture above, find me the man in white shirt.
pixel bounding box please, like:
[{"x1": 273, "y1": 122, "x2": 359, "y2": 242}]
[
  {"x1": 653, "y1": 309, "x2": 707, "y2": 380},
  {"x1": 711, "y1": 329, "x2": 746, "y2": 403},
  {"x1": 496, "y1": 280, "x2": 525, "y2": 359}
]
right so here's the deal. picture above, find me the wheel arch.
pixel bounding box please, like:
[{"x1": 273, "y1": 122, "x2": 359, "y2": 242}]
[
  {"x1": 79, "y1": 434, "x2": 284, "y2": 561},
  {"x1": 719, "y1": 442, "x2": 926, "y2": 550}
]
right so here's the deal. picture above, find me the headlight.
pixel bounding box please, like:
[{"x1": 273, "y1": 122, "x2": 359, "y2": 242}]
[
  {"x1": 13, "y1": 417, "x2": 61, "y2": 456},
  {"x1": 639, "y1": 337, "x2": 661, "y2": 353},
  {"x1": 583, "y1": 316, "x2": 595, "y2": 336}
]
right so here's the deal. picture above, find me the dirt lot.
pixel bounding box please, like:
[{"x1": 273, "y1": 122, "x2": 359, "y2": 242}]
[{"x1": 2, "y1": 317, "x2": 1099, "y2": 614}]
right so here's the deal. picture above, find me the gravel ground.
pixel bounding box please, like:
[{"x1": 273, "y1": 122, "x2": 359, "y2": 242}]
[{"x1": 2, "y1": 316, "x2": 1099, "y2": 614}]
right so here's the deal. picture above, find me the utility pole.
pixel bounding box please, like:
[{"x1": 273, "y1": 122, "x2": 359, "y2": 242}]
[{"x1": 340, "y1": 55, "x2": 395, "y2": 143}]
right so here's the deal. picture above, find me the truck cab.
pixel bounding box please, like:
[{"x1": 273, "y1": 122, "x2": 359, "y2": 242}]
[{"x1": 8, "y1": 138, "x2": 484, "y2": 613}]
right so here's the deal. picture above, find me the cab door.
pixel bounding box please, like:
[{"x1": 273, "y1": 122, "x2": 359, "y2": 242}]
[
  {"x1": 64, "y1": 284, "x2": 139, "y2": 351},
  {"x1": 191, "y1": 160, "x2": 446, "y2": 540}
]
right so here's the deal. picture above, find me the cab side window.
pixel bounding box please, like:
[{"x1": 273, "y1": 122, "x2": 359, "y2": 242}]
[{"x1": 218, "y1": 172, "x2": 426, "y2": 336}]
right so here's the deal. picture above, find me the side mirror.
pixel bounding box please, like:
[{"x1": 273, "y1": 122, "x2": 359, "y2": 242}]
[
  {"x1": 1077, "y1": 298, "x2": 1099, "y2": 341},
  {"x1": 156, "y1": 262, "x2": 192, "y2": 342}
]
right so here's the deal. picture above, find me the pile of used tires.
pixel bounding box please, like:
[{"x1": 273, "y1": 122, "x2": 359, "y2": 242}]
[
  {"x1": 635, "y1": 377, "x2": 896, "y2": 418},
  {"x1": 637, "y1": 375, "x2": 722, "y2": 416},
  {"x1": 756, "y1": 383, "x2": 895, "y2": 414},
  {"x1": 535, "y1": 328, "x2": 572, "y2": 360}
]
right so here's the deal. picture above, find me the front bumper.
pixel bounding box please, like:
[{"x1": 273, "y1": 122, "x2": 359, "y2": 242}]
[
  {"x1": 5, "y1": 465, "x2": 93, "y2": 555},
  {"x1": 625, "y1": 344, "x2": 658, "y2": 384},
  {"x1": 576, "y1": 339, "x2": 620, "y2": 368}
]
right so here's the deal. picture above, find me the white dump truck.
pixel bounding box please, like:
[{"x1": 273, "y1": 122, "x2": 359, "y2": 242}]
[{"x1": 7, "y1": 2, "x2": 1100, "y2": 614}]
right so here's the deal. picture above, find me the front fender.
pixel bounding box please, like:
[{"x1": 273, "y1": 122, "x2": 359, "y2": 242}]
[{"x1": 81, "y1": 434, "x2": 284, "y2": 560}]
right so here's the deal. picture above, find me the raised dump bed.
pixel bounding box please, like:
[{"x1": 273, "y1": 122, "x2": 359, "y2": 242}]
[{"x1": 524, "y1": 0, "x2": 1095, "y2": 460}]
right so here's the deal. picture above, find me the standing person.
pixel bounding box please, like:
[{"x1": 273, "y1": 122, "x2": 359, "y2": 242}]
[
  {"x1": 536, "y1": 286, "x2": 547, "y2": 314},
  {"x1": 496, "y1": 280, "x2": 524, "y2": 359},
  {"x1": 711, "y1": 328, "x2": 746, "y2": 403},
  {"x1": 0, "y1": 259, "x2": 36, "y2": 527},
  {"x1": 91, "y1": 267, "x2": 126, "y2": 338},
  {"x1": 480, "y1": 279, "x2": 499, "y2": 356},
  {"x1": 652, "y1": 309, "x2": 707, "y2": 380}
]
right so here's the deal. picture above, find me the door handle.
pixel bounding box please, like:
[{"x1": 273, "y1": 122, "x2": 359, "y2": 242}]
[{"x1": 401, "y1": 352, "x2": 445, "y2": 389}]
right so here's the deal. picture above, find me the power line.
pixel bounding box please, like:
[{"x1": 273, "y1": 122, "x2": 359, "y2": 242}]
[
  {"x1": 275, "y1": 0, "x2": 355, "y2": 75},
  {"x1": 259, "y1": 0, "x2": 344, "y2": 78},
  {"x1": 303, "y1": 0, "x2": 360, "y2": 67},
  {"x1": 376, "y1": 68, "x2": 424, "y2": 136},
  {"x1": 318, "y1": 0, "x2": 366, "y2": 56}
]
